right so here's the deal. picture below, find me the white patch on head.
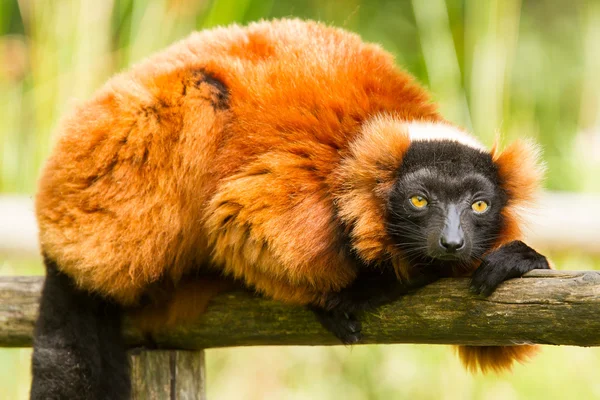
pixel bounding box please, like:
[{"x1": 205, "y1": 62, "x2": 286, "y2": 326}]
[{"x1": 406, "y1": 121, "x2": 485, "y2": 151}]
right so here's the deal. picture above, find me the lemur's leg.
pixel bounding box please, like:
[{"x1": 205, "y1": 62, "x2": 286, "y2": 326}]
[
  {"x1": 311, "y1": 267, "x2": 440, "y2": 344},
  {"x1": 31, "y1": 256, "x2": 130, "y2": 400}
]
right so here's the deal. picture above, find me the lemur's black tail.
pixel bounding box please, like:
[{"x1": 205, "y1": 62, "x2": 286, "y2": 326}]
[{"x1": 30, "y1": 256, "x2": 130, "y2": 400}]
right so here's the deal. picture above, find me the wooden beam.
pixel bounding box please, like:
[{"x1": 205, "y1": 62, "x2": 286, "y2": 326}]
[{"x1": 1, "y1": 270, "x2": 599, "y2": 348}]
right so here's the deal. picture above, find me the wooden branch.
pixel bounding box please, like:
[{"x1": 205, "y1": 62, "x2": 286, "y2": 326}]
[{"x1": 1, "y1": 270, "x2": 599, "y2": 348}]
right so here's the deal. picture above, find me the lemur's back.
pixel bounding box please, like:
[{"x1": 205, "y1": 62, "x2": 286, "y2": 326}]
[{"x1": 35, "y1": 19, "x2": 438, "y2": 305}]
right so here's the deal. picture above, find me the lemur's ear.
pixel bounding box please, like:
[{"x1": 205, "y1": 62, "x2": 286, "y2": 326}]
[{"x1": 491, "y1": 139, "x2": 545, "y2": 244}]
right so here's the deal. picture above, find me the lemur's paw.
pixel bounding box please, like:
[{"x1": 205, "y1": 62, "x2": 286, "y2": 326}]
[
  {"x1": 311, "y1": 307, "x2": 362, "y2": 345},
  {"x1": 470, "y1": 240, "x2": 550, "y2": 296}
]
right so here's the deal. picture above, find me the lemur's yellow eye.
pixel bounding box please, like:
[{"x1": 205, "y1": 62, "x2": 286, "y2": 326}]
[
  {"x1": 410, "y1": 195, "x2": 428, "y2": 208},
  {"x1": 472, "y1": 201, "x2": 489, "y2": 213}
]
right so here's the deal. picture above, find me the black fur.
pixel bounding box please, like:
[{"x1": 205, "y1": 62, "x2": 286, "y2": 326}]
[
  {"x1": 311, "y1": 266, "x2": 443, "y2": 344},
  {"x1": 470, "y1": 240, "x2": 550, "y2": 296},
  {"x1": 311, "y1": 307, "x2": 362, "y2": 344},
  {"x1": 395, "y1": 140, "x2": 501, "y2": 184},
  {"x1": 387, "y1": 140, "x2": 508, "y2": 265},
  {"x1": 31, "y1": 256, "x2": 130, "y2": 400},
  {"x1": 191, "y1": 69, "x2": 229, "y2": 110},
  {"x1": 312, "y1": 140, "x2": 547, "y2": 345}
]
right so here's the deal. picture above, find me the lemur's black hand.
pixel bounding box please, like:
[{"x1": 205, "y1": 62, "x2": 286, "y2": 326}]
[
  {"x1": 470, "y1": 240, "x2": 550, "y2": 296},
  {"x1": 310, "y1": 306, "x2": 362, "y2": 345},
  {"x1": 311, "y1": 267, "x2": 440, "y2": 344}
]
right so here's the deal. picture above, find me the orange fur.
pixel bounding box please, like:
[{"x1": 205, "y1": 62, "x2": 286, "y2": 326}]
[
  {"x1": 35, "y1": 19, "x2": 544, "y2": 373},
  {"x1": 491, "y1": 139, "x2": 545, "y2": 247},
  {"x1": 334, "y1": 116, "x2": 423, "y2": 268},
  {"x1": 131, "y1": 276, "x2": 235, "y2": 331},
  {"x1": 36, "y1": 19, "x2": 439, "y2": 306},
  {"x1": 456, "y1": 344, "x2": 540, "y2": 374}
]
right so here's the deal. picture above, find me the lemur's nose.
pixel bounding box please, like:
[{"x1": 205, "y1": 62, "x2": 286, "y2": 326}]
[
  {"x1": 440, "y1": 204, "x2": 465, "y2": 253},
  {"x1": 439, "y1": 235, "x2": 465, "y2": 252}
]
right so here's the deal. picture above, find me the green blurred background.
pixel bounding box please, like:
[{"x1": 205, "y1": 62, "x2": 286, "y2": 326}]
[{"x1": 1, "y1": 0, "x2": 599, "y2": 399}]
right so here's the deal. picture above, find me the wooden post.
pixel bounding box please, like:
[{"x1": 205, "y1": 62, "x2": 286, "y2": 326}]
[{"x1": 130, "y1": 350, "x2": 206, "y2": 400}]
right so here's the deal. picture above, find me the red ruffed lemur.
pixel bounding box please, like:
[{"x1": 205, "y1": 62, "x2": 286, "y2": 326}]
[{"x1": 31, "y1": 19, "x2": 550, "y2": 399}]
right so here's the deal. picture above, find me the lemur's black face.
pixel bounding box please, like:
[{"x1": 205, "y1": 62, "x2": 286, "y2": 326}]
[{"x1": 387, "y1": 140, "x2": 508, "y2": 266}]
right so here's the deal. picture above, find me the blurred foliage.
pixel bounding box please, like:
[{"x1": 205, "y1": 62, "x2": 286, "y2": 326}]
[
  {"x1": 1, "y1": 0, "x2": 600, "y2": 399},
  {"x1": 1, "y1": 0, "x2": 600, "y2": 194}
]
